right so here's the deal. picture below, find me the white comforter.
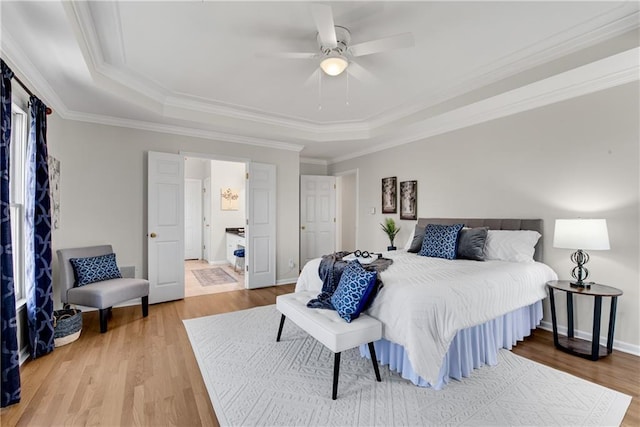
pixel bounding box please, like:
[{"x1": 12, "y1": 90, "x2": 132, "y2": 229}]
[{"x1": 295, "y1": 250, "x2": 558, "y2": 385}]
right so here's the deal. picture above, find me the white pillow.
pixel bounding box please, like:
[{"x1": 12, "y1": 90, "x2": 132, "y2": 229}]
[
  {"x1": 484, "y1": 230, "x2": 541, "y2": 263},
  {"x1": 403, "y1": 228, "x2": 416, "y2": 250}
]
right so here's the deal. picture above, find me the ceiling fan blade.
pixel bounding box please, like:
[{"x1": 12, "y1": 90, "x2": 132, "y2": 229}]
[
  {"x1": 311, "y1": 3, "x2": 337, "y2": 48},
  {"x1": 256, "y1": 52, "x2": 318, "y2": 59},
  {"x1": 349, "y1": 32, "x2": 414, "y2": 57},
  {"x1": 348, "y1": 62, "x2": 378, "y2": 85}
]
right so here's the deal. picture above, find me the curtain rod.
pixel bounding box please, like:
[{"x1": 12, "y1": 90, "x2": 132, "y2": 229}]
[{"x1": 12, "y1": 73, "x2": 53, "y2": 115}]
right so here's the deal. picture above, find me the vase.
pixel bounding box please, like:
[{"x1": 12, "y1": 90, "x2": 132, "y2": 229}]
[{"x1": 387, "y1": 246, "x2": 396, "y2": 251}]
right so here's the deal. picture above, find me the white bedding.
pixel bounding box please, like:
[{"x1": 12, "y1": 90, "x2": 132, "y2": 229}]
[{"x1": 295, "y1": 250, "x2": 558, "y2": 385}]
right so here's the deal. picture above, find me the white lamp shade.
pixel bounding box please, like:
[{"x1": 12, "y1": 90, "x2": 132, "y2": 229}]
[
  {"x1": 320, "y1": 55, "x2": 348, "y2": 76},
  {"x1": 553, "y1": 219, "x2": 610, "y2": 250}
]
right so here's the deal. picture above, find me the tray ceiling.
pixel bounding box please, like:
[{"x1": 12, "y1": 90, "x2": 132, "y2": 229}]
[{"x1": 1, "y1": 1, "x2": 638, "y2": 162}]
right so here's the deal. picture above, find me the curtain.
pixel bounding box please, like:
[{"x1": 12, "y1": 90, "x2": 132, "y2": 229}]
[
  {"x1": 1, "y1": 59, "x2": 21, "y2": 407},
  {"x1": 25, "y1": 96, "x2": 54, "y2": 359}
]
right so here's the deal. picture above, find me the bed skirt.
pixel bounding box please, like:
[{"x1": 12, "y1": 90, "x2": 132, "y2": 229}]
[{"x1": 360, "y1": 300, "x2": 543, "y2": 390}]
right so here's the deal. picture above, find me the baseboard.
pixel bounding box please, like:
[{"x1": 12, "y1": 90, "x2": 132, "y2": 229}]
[
  {"x1": 539, "y1": 320, "x2": 640, "y2": 356},
  {"x1": 276, "y1": 278, "x2": 297, "y2": 286},
  {"x1": 207, "y1": 260, "x2": 229, "y2": 266}
]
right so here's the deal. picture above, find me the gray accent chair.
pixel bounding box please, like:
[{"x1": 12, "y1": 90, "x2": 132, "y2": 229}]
[{"x1": 57, "y1": 245, "x2": 149, "y2": 333}]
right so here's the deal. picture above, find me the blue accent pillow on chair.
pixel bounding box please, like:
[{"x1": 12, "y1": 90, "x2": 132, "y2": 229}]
[
  {"x1": 330, "y1": 261, "x2": 378, "y2": 323},
  {"x1": 419, "y1": 223, "x2": 465, "y2": 259},
  {"x1": 70, "y1": 253, "x2": 122, "y2": 287}
]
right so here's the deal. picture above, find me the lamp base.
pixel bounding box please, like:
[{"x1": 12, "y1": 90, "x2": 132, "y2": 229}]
[{"x1": 570, "y1": 280, "x2": 591, "y2": 289}]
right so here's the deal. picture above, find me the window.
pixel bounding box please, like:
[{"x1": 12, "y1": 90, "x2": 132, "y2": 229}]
[{"x1": 9, "y1": 103, "x2": 27, "y2": 303}]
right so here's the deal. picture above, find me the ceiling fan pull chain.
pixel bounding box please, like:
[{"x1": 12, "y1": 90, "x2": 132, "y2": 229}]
[
  {"x1": 318, "y1": 70, "x2": 322, "y2": 111},
  {"x1": 346, "y1": 70, "x2": 350, "y2": 106}
]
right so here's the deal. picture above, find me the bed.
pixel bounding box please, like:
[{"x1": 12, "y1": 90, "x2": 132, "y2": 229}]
[{"x1": 295, "y1": 218, "x2": 558, "y2": 389}]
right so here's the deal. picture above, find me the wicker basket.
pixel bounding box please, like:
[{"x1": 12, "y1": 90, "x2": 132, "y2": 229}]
[{"x1": 53, "y1": 307, "x2": 82, "y2": 347}]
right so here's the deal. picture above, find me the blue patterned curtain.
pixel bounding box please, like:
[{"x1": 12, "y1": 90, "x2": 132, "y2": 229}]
[
  {"x1": 25, "y1": 96, "x2": 54, "y2": 359},
  {"x1": 1, "y1": 59, "x2": 21, "y2": 407}
]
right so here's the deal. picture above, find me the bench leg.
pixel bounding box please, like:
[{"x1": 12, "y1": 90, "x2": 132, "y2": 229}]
[
  {"x1": 276, "y1": 314, "x2": 286, "y2": 342},
  {"x1": 332, "y1": 352, "x2": 341, "y2": 400},
  {"x1": 99, "y1": 309, "x2": 108, "y2": 333},
  {"x1": 368, "y1": 342, "x2": 382, "y2": 382},
  {"x1": 142, "y1": 296, "x2": 149, "y2": 317}
]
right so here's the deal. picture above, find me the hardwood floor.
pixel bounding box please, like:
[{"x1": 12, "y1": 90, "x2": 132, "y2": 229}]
[{"x1": 2, "y1": 284, "x2": 638, "y2": 426}]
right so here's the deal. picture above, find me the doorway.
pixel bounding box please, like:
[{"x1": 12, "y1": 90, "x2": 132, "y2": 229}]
[
  {"x1": 335, "y1": 170, "x2": 358, "y2": 252},
  {"x1": 299, "y1": 170, "x2": 358, "y2": 267},
  {"x1": 184, "y1": 157, "x2": 246, "y2": 297},
  {"x1": 148, "y1": 151, "x2": 277, "y2": 303}
]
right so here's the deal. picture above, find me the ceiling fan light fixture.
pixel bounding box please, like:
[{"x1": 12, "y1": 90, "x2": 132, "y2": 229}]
[{"x1": 320, "y1": 54, "x2": 348, "y2": 76}]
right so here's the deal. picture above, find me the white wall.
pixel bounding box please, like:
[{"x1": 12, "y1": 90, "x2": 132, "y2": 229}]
[
  {"x1": 300, "y1": 162, "x2": 328, "y2": 175},
  {"x1": 209, "y1": 159, "x2": 246, "y2": 262},
  {"x1": 46, "y1": 117, "x2": 300, "y2": 306},
  {"x1": 329, "y1": 82, "x2": 639, "y2": 351},
  {"x1": 185, "y1": 157, "x2": 207, "y2": 179}
]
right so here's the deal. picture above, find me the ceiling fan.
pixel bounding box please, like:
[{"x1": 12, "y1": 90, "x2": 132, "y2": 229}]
[{"x1": 265, "y1": 3, "x2": 414, "y2": 79}]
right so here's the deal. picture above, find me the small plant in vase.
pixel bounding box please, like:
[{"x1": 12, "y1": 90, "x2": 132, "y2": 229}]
[{"x1": 380, "y1": 217, "x2": 400, "y2": 251}]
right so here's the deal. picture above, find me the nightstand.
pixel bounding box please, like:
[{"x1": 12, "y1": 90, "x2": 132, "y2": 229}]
[{"x1": 546, "y1": 280, "x2": 623, "y2": 361}]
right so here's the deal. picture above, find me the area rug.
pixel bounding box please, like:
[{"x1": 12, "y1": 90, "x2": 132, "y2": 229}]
[
  {"x1": 183, "y1": 305, "x2": 631, "y2": 426},
  {"x1": 192, "y1": 267, "x2": 237, "y2": 286}
]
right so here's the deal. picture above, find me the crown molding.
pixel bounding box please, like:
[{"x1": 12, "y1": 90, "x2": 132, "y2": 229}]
[
  {"x1": 367, "y1": 7, "x2": 640, "y2": 131},
  {"x1": 64, "y1": 110, "x2": 304, "y2": 153},
  {"x1": 0, "y1": 31, "x2": 69, "y2": 116},
  {"x1": 329, "y1": 48, "x2": 640, "y2": 165},
  {"x1": 65, "y1": 0, "x2": 371, "y2": 136},
  {"x1": 63, "y1": 1, "x2": 639, "y2": 142},
  {"x1": 163, "y1": 95, "x2": 371, "y2": 137}
]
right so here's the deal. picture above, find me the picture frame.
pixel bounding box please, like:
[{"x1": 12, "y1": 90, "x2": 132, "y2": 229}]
[
  {"x1": 381, "y1": 176, "x2": 397, "y2": 214},
  {"x1": 220, "y1": 187, "x2": 240, "y2": 210},
  {"x1": 400, "y1": 180, "x2": 417, "y2": 220}
]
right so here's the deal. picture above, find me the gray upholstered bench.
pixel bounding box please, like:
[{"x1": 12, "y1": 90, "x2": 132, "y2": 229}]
[{"x1": 276, "y1": 290, "x2": 382, "y2": 400}]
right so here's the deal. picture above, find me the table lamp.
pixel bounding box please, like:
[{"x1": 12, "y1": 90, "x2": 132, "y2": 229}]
[{"x1": 553, "y1": 219, "x2": 610, "y2": 288}]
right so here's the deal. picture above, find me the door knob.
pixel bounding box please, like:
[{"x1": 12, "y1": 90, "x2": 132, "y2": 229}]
[
  {"x1": 149, "y1": 232, "x2": 157, "y2": 238},
  {"x1": 301, "y1": 226, "x2": 305, "y2": 230}
]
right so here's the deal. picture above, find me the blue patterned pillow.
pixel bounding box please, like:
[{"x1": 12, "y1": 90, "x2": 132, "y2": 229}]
[
  {"x1": 70, "y1": 253, "x2": 122, "y2": 287},
  {"x1": 419, "y1": 223, "x2": 464, "y2": 259},
  {"x1": 330, "y1": 261, "x2": 378, "y2": 323}
]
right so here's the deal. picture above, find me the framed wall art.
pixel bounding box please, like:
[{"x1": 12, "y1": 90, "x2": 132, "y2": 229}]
[
  {"x1": 400, "y1": 180, "x2": 417, "y2": 220},
  {"x1": 381, "y1": 176, "x2": 397, "y2": 214},
  {"x1": 220, "y1": 187, "x2": 239, "y2": 210}
]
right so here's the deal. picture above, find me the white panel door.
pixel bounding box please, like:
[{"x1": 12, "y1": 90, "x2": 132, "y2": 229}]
[
  {"x1": 247, "y1": 162, "x2": 276, "y2": 289},
  {"x1": 300, "y1": 175, "x2": 336, "y2": 267},
  {"x1": 184, "y1": 179, "x2": 202, "y2": 260},
  {"x1": 148, "y1": 151, "x2": 184, "y2": 304}
]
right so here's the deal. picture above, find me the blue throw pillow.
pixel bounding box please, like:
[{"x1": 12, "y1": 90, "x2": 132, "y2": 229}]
[
  {"x1": 419, "y1": 223, "x2": 464, "y2": 259},
  {"x1": 69, "y1": 253, "x2": 122, "y2": 287},
  {"x1": 330, "y1": 261, "x2": 378, "y2": 323}
]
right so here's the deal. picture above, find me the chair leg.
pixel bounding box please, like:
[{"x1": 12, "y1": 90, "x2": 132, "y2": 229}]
[
  {"x1": 99, "y1": 309, "x2": 108, "y2": 333},
  {"x1": 368, "y1": 342, "x2": 382, "y2": 382},
  {"x1": 276, "y1": 314, "x2": 286, "y2": 342},
  {"x1": 142, "y1": 296, "x2": 149, "y2": 317},
  {"x1": 332, "y1": 352, "x2": 341, "y2": 400}
]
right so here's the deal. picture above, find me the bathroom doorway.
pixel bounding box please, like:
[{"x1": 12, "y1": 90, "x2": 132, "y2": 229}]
[{"x1": 184, "y1": 156, "x2": 247, "y2": 297}]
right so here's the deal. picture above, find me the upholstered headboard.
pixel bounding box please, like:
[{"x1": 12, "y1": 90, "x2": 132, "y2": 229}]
[{"x1": 416, "y1": 218, "x2": 544, "y2": 262}]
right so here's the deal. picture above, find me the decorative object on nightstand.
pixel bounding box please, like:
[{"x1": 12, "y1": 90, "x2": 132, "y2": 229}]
[
  {"x1": 553, "y1": 219, "x2": 610, "y2": 288},
  {"x1": 380, "y1": 217, "x2": 400, "y2": 251},
  {"x1": 546, "y1": 280, "x2": 622, "y2": 361}
]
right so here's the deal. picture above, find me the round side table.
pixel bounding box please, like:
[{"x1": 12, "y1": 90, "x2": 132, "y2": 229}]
[{"x1": 546, "y1": 280, "x2": 623, "y2": 361}]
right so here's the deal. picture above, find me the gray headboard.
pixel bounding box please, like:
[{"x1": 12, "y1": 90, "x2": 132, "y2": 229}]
[{"x1": 416, "y1": 218, "x2": 544, "y2": 262}]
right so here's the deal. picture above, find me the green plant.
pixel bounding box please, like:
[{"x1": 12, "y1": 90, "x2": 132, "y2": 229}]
[{"x1": 380, "y1": 217, "x2": 400, "y2": 246}]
